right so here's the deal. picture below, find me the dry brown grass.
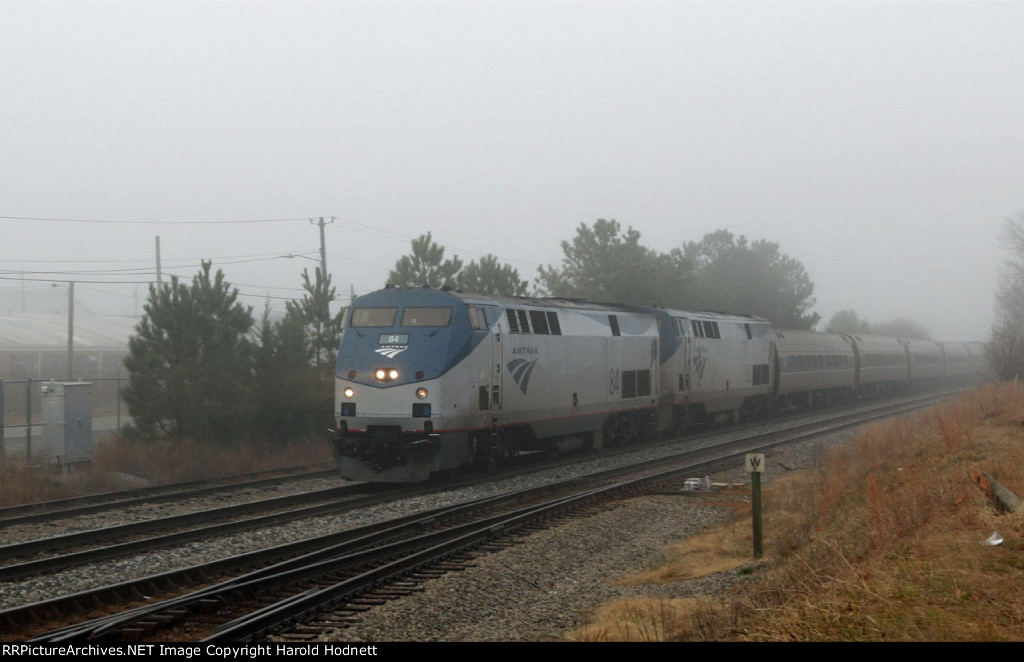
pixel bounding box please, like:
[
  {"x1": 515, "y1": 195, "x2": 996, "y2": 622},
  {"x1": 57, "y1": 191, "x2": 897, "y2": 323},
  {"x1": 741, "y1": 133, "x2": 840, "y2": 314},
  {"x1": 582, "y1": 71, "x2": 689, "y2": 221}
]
[
  {"x1": 620, "y1": 526, "x2": 752, "y2": 585},
  {"x1": 571, "y1": 596, "x2": 724, "y2": 642},
  {"x1": 0, "y1": 435, "x2": 332, "y2": 507},
  {"x1": 567, "y1": 383, "x2": 1024, "y2": 641}
]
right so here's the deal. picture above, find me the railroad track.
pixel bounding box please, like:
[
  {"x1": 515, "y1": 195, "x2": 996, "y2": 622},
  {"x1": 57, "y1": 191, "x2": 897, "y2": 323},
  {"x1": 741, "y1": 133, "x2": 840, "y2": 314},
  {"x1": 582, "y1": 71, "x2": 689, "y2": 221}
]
[
  {"x1": 0, "y1": 483, "x2": 401, "y2": 580},
  {"x1": 0, "y1": 465, "x2": 335, "y2": 523},
  {"x1": 2, "y1": 389, "x2": 955, "y2": 642}
]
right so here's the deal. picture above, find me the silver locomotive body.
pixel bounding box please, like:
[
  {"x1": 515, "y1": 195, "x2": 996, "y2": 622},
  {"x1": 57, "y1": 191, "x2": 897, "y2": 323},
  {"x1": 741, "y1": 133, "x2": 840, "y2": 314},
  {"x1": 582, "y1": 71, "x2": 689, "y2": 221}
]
[
  {"x1": 335, "y1": 288, "x2": 989, "y2": 483},
  {"x1": 335, "y1": 288, "x2": 660, "y2": 482}
]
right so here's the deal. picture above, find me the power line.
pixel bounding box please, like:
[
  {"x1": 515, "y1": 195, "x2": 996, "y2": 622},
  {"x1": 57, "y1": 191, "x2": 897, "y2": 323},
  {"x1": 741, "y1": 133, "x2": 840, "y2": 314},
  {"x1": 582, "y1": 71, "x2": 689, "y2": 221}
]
[
  {"x1": 0, "y1": 215, "x2": 310, "y2": 224},
  {"x1": 3, "y1": 210, "x2": 551, "y2": 289},
  {"x1": 0, "y1": 249, "x2": 320, "y2": 265},
  {"x1": 0, "y1": 253, "x2": 323, "y2": 278},
  {"x1": 0, "y1": 275, "x2": 152, "y2": 285},
  {"x1": 75, "y1": 283, "x2": 141, "y2": 300},
  {"x1": 328, "y1": 215, "x2": 545, "y2": 267},
  {"x1": 4, "y1": 211, "x2": 550, "y2": 267}
]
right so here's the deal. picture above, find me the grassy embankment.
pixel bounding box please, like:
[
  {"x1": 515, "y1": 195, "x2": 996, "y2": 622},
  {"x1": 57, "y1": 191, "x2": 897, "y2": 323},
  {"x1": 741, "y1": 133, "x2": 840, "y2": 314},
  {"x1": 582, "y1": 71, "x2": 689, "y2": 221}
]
[
  {"x1": 570, "y1": 382, "x2": 1024, "y2": 641},
  {"x1": 0, "y1": 436, "x2": 332, "y2": 507}
]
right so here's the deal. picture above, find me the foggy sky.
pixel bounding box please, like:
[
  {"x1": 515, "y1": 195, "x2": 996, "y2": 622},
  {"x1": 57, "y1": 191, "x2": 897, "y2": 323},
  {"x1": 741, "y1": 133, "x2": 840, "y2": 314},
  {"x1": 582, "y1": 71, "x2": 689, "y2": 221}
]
[{"x1": 2, "y1": 1, "x2": 1021, "y2": 342}]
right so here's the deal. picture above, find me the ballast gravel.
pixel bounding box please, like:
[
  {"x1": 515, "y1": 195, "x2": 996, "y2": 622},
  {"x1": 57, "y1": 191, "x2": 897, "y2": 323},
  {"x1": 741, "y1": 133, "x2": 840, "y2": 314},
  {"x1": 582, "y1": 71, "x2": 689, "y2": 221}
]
[
  {"x1": 302, "y1": 432, "x2": 848, "y2": 643},
  {"x1": 2, "y1": 425, "x2": 854, "y2": 640}
]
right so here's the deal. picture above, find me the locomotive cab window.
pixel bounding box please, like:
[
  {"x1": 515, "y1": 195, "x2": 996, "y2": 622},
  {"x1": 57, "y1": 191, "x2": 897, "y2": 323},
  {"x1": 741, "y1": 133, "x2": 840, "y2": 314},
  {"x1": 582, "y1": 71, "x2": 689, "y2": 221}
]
[
  {"x1": 401, "y1": 307, "x2": 452, "y2": 327},
  {"x1": 352, "y1": 307, "x2": 397, "y2": 327},
  {"x1": 749, "y1": 323, "x2": 770, "y2": 339},
  {"x1": 468, "y1": 306, "x2": 488, "y2": 330}
]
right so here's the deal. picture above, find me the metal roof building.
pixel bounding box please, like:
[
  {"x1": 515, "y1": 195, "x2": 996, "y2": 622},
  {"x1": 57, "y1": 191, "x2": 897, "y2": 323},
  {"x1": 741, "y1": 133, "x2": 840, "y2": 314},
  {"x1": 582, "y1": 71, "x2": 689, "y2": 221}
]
[
  {"x1": 0, "y1": 314, "x2": 139, "y2": 381},
  {"x1": 0, "y1": 314, "x2": 139, "y2": 349}
]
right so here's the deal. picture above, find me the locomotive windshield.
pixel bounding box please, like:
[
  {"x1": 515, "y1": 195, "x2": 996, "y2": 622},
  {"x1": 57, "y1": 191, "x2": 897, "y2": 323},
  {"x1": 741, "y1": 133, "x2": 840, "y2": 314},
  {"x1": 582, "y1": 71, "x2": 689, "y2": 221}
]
[
  {"x1": 401, "y1": 307, "x2": 452, "y2": 327},
  {"x1": 351, "y1": 307, "x2": 397, "y2": 327}
]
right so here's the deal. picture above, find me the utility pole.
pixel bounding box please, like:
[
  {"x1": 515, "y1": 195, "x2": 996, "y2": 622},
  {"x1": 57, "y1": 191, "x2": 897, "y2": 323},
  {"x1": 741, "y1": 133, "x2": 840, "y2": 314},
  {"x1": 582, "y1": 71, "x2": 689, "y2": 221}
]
[
  {"x1": 155, "y1": 235, "x2": 163, "y2": 286},
  {"x1": 311, "y1": 217, "x2": 331, "y2": 277},
  {"x1": 67, "y1": 281, "x2": 74, "y2": 380}
]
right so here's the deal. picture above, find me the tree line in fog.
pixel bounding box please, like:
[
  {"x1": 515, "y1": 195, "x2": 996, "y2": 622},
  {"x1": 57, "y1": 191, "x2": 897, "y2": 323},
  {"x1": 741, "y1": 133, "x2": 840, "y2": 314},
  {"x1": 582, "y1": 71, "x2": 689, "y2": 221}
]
[
  {"x1": 121, "y1": 262, "x2": 341, "y2": 445},
  {"x1": 388, "y1": 219, "x2": 820, "y2": 329},
  {"x1": 122, "y1": 218, "x2": 955, "y2": 445}
]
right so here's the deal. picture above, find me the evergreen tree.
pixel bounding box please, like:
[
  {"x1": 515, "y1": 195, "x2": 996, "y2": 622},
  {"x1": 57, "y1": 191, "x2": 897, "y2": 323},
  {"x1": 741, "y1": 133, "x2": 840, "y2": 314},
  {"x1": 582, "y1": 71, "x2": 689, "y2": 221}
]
[
  {"x1": 536, "y1": 219, "x2": 691, "y2": 305},
  {"x1": 872, "y1": 318, "x2": 932, "y2": 340},
  {"x1": 122, "y1": 261, "x2": 255, "y2": 444},
  {"x1": 457, "y1": 254, "x2": 529, "y2": 296},
  {"x1": 826, "y1": 309, "x2": 872, "y2": 334},
  {"x1": 285, "y1": 267, "x2": 344, "y2": 371},
  {"x1": 252, "y1": 308, "x2": 326, "y2": 441},
  {"x1": 683, "y1": 230, "x2": 819, "y2": 329},
  {"x1": 387, "y1": 232, "x2": 463, "y2": 289},
  {"x1": 388, "y1": 234, "x2": 527, "y2": 296}
]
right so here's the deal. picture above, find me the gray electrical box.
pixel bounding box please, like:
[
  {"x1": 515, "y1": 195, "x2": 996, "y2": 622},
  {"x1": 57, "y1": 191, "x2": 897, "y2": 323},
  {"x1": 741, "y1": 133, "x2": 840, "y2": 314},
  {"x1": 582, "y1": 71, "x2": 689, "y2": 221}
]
[{"x1": 40, "y1": 381, "x2": 93, "y2": 467}]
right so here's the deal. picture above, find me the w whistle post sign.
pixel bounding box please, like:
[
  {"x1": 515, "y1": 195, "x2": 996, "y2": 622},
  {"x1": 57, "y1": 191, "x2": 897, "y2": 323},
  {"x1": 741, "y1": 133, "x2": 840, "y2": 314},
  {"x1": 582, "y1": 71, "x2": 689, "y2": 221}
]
[{"x1": 746, "y1": 453, "x2": 765, "y2": 558}]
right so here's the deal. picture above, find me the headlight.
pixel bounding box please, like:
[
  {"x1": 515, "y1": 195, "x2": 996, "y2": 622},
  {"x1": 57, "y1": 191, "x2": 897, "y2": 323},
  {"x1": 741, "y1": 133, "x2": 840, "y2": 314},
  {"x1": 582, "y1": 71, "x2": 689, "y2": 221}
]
[
  {"x1": 416, "y1": 387, "x2": 428, "y2": 399},
  {"x1": 373, "y1": 368, "x2": 399, "y2": 383},
  {"x1": 343, "y1": 387, "x2": 355, "y2": 399}
]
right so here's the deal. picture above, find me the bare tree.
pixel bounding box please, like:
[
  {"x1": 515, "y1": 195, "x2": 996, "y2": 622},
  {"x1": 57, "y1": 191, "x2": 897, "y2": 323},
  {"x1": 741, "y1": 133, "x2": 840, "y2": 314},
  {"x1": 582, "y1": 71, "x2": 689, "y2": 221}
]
[{"x1": 988, "y1": 211, "x2": 1024, "y2": 379}]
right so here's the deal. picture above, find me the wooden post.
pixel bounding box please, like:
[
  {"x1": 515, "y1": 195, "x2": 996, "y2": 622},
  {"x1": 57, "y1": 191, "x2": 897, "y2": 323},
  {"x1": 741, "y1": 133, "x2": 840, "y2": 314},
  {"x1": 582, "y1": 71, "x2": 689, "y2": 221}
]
[{"x1": 747, "y1": 453, "x2": 765, "y2": 559}]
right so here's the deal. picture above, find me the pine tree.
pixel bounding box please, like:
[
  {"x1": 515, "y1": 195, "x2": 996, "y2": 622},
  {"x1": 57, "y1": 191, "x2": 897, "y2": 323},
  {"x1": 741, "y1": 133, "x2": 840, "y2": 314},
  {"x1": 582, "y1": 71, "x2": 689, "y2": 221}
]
[
  {"x1": 252, "y1": 308, "x2": 325, "y2": 441},
  {"x1": 387, "y1": 232, "x2": 463, "y2": 289},
  {"x1": 284, "y1": 267, "x2": 344, "y2": 371},
  {"x1": 121, "y1": 261, "x2": 255, "y2": 444},
  {"x1": 457, "y1": 254, "x2": 529, "y2": 295}
]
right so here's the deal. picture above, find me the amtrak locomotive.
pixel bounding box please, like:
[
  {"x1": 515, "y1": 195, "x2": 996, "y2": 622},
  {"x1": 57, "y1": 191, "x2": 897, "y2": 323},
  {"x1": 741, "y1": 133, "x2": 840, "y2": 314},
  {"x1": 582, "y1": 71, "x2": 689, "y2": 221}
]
[{"x1": 333, "y1": 286, "x2": 985, "y2": 483}]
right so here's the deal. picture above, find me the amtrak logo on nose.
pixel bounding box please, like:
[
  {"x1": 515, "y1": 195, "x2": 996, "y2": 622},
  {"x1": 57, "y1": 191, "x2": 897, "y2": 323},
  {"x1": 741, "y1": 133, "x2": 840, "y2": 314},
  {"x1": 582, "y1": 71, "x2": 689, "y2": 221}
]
[{"x1": 375, "y1": 347, "x2": 407, "y2": 359}]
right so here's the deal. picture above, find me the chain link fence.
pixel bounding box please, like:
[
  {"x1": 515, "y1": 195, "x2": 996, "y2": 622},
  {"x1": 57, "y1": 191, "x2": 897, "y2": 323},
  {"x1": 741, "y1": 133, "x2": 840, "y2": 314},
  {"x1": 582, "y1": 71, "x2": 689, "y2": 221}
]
[{"x1": 0, "y1": 377, "x2": 128, "y2": 465}]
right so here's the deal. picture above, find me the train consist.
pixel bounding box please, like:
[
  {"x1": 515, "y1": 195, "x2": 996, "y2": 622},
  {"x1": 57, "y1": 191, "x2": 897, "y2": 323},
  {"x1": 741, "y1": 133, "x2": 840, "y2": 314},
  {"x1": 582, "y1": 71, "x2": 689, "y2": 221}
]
[{"x1": 333, "y1": 287, "x2": 986, "y2": 483}]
